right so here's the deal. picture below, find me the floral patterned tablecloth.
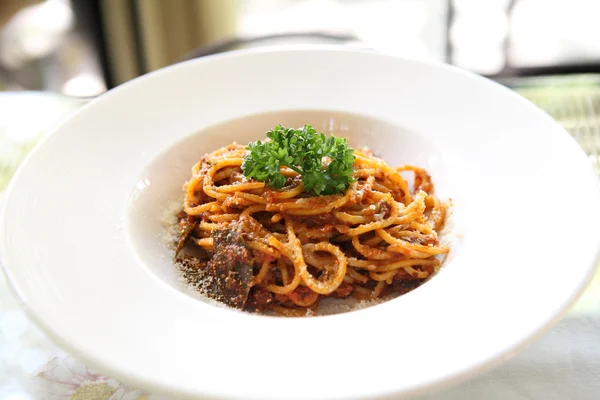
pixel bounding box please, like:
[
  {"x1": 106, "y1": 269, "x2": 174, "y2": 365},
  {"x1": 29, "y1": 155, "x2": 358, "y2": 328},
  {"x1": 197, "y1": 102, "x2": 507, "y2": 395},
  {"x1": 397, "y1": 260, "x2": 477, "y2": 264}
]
[{"x1": 1, "y1": 85, "x2": 599, "y2": 400}]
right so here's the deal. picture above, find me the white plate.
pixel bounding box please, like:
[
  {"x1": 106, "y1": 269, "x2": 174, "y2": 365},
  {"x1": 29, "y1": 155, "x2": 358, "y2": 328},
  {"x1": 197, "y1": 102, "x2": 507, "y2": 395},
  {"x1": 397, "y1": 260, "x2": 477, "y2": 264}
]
[{"x1": 2, "y1": 48, "x2": 600, "y2": 400}]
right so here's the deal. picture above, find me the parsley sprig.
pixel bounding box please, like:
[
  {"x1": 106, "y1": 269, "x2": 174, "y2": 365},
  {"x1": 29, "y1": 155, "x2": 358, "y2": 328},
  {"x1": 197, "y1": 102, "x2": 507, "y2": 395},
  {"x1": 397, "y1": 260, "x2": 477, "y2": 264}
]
[{"x1": 241, "y1": 124, "x2": 356, "y2": 196}]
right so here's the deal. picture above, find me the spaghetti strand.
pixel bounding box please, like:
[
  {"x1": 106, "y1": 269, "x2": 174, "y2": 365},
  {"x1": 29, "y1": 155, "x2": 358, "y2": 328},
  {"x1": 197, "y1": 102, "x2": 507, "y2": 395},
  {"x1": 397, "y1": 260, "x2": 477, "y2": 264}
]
[{"x1": 175, "y1": 142, "x2": 450, "y2": 316}]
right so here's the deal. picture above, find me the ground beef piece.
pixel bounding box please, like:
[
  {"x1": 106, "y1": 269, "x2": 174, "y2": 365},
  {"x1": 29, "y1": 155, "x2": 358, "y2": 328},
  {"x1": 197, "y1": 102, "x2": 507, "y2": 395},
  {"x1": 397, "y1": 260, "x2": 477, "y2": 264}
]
[
  {"x1": 246, "y1": 288, "x2": 274, "y2": 311},
  {"x1": 208, "y1": 225, "x2": 254, "y2": 308},
  {"x1": 175, "y1": 215, "x2": 198, "y2": 256},
  {"x1": 331, "y1": 282, "x2": 353, "y2": 298},
  {"x1": 391, "y1": 274, "x2": 422, "y2": 295}
]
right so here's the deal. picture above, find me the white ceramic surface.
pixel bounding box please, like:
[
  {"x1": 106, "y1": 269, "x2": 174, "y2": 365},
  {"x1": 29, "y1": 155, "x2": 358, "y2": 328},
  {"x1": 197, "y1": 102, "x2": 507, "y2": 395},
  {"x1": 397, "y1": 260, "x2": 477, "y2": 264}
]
[
  {"x1": 1, "y1": 48, "x2": 600, "y2": 400},
  {"x1": 126, "y1": 109, "x2": 460, "y2": 307}
]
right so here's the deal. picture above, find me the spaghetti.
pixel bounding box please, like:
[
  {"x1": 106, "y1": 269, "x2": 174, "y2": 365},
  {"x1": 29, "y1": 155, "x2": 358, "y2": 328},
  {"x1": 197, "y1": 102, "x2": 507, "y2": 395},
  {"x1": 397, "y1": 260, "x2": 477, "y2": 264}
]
[{"x1": 175, "y1": 141, "x2": 449, "y2": 316}]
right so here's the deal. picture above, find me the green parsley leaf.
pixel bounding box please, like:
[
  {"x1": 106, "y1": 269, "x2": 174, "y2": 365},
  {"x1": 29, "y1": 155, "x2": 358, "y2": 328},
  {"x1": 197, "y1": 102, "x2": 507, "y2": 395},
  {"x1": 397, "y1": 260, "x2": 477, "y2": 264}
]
[{"x1": 241, "y1": 124, "x2": 356, "y2": 196}]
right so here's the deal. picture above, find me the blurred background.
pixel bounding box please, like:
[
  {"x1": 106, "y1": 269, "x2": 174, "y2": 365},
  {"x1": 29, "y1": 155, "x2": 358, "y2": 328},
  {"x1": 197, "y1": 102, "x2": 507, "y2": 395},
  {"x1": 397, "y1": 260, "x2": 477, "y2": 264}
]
[{"x1": 1, "y1": 0, "x2": 600, "y2": 95}]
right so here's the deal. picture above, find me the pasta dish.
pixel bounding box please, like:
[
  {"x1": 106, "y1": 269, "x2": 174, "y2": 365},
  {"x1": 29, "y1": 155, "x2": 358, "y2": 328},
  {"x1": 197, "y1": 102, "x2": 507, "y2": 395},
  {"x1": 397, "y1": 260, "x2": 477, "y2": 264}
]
[{"x1": 174, "y1": 124, "x2": 449, "y2": 316}]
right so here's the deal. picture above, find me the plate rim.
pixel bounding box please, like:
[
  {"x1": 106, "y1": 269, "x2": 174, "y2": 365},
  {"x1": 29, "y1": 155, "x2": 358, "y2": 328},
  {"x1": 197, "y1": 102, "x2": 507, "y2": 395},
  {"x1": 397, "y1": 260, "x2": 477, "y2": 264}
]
[{"x1": 2, "y1": 46, "x2": 600, "y2": 400}]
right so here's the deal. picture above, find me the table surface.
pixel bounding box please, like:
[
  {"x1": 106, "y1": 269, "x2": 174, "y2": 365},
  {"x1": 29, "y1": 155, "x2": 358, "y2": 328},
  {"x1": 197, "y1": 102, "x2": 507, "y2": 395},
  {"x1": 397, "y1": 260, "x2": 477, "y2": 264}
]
[{"x1": 1, "y1": 81, "x2": 600, "y2": 400}]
